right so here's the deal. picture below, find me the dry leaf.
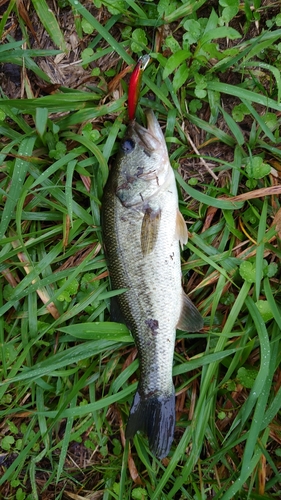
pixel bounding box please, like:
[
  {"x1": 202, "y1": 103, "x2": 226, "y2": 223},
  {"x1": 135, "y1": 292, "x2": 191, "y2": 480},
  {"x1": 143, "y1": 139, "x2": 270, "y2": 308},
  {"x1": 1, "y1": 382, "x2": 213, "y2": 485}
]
[
  {"x1": 65, "y1": 491, "x2": 103, "y2": 500},
  {"x1": 16, "y1": 0, "x2": 39, "y2": 44},
  {"x1": 220, "y1": 184, "x2": 281, "y2": 202},
  {"x1": 258, "y1": 454, "x2": 266, "y2": 495},
  {"x1": 272, "y1": 206, "x2": 281, "y2": 240},
  {"x1": 11, "y1": 240, "x2": 60, "y2": 319},
  {"x1": 128, "y1": 444, "x2": 144, "y2": 486},
  {"x1": 202, "y1": 205, "x2": 218, "y2": 232},
  {"x1": 108, "y1": 64, "x2": 133, "y2": 93}
]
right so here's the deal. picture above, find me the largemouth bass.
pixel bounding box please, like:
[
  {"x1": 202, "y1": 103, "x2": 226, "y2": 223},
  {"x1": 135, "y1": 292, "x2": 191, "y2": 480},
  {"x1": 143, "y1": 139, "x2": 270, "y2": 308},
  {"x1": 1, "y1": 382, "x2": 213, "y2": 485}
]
[{"x1": 101, "y1": 110, "x2": 203, "y2": 459}]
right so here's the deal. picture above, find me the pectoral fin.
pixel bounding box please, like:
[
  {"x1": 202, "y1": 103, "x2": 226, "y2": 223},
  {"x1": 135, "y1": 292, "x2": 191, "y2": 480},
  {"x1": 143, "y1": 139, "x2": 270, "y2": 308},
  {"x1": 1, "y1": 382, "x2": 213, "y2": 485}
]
[
  {"x1": 177, "y1": 291, "x2": 203, "y2": 332},
  {"x1": 141, "y1": 207, "x2": 161, "y2": 256},
  {"x1": 176, "y1": 210, "x2": 188, "y2": 248}
]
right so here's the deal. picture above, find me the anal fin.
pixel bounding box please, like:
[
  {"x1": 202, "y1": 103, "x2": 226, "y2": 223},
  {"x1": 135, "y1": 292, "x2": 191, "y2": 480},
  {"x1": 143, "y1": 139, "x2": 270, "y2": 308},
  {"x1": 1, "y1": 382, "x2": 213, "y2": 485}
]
[
  {"x1": 176, "y1": 209, "x2": 188, "y2": 248},
  {"x1": 177, "y1": 291, "x2": 203, "y2": 332}
]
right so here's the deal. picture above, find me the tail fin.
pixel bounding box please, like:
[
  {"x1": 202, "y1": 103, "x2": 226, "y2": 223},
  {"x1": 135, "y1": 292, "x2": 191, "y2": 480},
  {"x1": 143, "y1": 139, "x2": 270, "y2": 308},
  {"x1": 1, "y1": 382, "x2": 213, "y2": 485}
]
[{"x1": 125, "y1": 390, "x2": 175, "y2": 459}]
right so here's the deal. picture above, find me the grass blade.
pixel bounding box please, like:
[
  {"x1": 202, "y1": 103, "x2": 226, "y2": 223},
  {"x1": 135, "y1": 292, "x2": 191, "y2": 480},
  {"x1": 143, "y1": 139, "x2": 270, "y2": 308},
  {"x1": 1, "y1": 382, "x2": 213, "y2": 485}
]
[
  {"x1": 175, "y1": 171, "x2": 244, "y2": 210},
  {"x1": 0, "y1": 136, "x2": 36, "y2": 239},
  {"x1": 207, "y1": 81, "x2": 281, "y2": 112},
  {"x1": 31, "y1": 0, "x2": 67, "y2": 51}
]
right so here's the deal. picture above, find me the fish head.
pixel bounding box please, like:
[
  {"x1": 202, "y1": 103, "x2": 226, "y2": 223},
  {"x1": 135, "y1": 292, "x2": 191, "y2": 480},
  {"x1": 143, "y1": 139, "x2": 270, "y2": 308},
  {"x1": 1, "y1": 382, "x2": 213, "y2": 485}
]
[{"x1": 116, "y1": 110, "x2": 172, "y2": 207}]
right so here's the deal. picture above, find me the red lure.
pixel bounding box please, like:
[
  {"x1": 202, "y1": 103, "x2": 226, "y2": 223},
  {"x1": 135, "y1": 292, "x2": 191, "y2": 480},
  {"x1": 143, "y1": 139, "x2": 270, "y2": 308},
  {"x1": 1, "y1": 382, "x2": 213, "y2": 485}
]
[{"x1": 127, "y1": 54, "x2": 150, "y2": 121}]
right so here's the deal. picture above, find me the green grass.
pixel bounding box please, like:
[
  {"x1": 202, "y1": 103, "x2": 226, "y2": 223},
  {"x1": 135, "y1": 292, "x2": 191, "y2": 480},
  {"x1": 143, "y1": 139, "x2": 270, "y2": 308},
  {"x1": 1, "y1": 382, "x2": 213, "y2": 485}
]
[{"x1": 1, "y1": 0, "x2": 281, "y2": 498}]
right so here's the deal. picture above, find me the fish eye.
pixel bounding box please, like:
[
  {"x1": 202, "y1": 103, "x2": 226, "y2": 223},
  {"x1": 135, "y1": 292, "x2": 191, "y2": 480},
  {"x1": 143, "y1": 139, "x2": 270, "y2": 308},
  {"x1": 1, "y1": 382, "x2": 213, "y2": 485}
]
[{"x1": 121, "y1": 138, "x2": 135, "y2": 154}]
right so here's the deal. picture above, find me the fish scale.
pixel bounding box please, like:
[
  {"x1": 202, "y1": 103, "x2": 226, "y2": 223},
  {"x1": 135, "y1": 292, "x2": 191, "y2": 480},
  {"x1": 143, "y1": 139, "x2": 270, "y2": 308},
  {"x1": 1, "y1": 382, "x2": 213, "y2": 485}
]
[{"x1": 102, "y1": 110, "x2": 203, "y2": 458}]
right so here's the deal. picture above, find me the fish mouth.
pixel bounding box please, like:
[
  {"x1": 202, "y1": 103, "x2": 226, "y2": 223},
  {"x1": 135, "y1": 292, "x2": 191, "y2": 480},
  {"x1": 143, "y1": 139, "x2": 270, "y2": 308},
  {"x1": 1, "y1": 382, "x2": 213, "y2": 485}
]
[
  {"x1": 132, "y1": 110, "x2": 165, "y2": 152},
  {"x1": 145, "y1": 109, "x2": 164, "y2": 141}
]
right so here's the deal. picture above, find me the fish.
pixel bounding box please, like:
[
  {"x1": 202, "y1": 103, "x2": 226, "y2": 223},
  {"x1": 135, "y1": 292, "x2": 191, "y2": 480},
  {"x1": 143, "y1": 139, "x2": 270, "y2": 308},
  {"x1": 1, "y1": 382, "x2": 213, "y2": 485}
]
[{"x1": 101, "y1": 110, "x2": 203, "y2": 459}]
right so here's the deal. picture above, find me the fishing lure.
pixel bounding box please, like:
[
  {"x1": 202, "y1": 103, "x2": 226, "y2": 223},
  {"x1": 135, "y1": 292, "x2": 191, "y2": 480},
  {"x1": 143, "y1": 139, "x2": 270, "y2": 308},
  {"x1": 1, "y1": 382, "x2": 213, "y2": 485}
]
[{"x1": 128, "y1": 54, "x2": 150, "y2": 121}]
